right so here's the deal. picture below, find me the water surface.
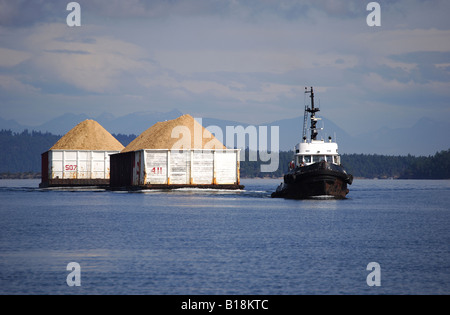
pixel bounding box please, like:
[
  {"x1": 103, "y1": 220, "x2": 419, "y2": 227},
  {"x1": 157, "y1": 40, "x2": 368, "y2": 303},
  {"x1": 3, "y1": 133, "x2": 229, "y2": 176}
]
[{"x1": 0, "y1": 179, "x2": 449, "y2": 294}]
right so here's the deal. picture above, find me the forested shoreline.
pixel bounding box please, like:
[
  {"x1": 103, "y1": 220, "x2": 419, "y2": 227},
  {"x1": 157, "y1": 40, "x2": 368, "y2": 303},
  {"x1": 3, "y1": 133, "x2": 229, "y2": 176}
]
[
  {"x1": 1, "y1": 129, "x2": 449, "y2": 179},
  {"x1": 238, "y1": 150, "x2": 450, "y2": 179}
]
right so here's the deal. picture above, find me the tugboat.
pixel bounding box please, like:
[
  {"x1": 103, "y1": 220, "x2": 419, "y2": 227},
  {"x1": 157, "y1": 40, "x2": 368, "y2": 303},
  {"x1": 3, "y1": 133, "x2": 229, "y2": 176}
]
[{"x1": 271, "y1": 87, "x2": 353, "y2": 199}]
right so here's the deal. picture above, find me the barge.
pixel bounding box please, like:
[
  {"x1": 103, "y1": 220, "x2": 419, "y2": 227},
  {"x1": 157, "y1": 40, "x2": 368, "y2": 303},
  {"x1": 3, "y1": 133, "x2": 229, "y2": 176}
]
[{"x1": 110, "y1": 115, "x2": 244, "y2": 190}]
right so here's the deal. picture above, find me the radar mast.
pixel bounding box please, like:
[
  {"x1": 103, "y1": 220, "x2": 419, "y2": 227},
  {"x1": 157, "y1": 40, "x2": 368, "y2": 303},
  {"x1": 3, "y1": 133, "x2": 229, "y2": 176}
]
[{"x1": 304, "y1": 87, "x2": 320, "y2": 141}]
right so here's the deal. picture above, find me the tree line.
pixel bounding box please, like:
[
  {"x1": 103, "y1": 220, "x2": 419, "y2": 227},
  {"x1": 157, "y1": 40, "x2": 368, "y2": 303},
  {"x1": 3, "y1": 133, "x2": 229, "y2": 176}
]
[
  {"x1": 0, "y1": 129, "x2": 449, "y2": 179},
  {"x1": 0, "y1": 129, "x2": 135, "y2": 176},
  {"x1": 238, "y1": 149, "x2": 450, "y2": 179}
]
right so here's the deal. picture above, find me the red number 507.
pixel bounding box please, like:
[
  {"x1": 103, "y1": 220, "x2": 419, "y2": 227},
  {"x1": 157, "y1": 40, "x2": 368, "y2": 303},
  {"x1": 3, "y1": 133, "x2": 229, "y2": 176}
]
[{"x1": 65, "y1": 165, "x2": 77, "y2": 171}]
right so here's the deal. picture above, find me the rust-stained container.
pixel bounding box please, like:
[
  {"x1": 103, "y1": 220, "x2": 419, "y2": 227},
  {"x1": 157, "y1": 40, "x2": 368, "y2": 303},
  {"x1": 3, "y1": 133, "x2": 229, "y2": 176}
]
[
  {"x1": 39, "y1": 149, "x2": 121, "y2": 188},
  {"x1": 110, "y1": 149, "x2": 243, "y2": 190},
  {"x1": 111, "y1": 114, "x2": 243, "y2": 190}
]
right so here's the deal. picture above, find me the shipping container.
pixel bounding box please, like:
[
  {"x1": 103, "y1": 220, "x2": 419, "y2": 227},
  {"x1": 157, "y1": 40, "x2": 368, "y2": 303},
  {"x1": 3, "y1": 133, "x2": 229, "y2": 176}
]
[
  {"x1": 110, "y1": 149, "x2": 243, "y2": 190},
  {"x1": 39, "y1": 149, "x2": 121, "y2": 188}
]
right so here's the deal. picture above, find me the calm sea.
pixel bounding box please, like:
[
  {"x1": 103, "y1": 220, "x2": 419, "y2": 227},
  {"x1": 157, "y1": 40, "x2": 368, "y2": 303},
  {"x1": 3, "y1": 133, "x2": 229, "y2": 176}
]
[{"x1": 0, "y1": 178, "x2": 449, "y2": 295}]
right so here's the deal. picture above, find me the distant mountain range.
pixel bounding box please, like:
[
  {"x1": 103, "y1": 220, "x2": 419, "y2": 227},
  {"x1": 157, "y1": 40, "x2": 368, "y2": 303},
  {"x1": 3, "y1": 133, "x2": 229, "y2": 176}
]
[{"x1": 1, "y1": 110, "x2": 449, "y2": 156}]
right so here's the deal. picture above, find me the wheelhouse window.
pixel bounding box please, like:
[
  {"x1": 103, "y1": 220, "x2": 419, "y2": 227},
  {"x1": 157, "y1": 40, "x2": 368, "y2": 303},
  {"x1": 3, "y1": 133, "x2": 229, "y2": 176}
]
[
  {"x1": 300, "y1": 154, "x2": 340, "y2": 165},
  {"x1": 334, "y1": 156, "x2": 340, "y2": 164}
]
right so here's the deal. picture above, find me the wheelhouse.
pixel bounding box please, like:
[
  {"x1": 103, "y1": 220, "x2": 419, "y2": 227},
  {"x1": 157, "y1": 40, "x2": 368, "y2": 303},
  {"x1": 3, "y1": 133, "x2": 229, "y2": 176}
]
[{"x1": 293, "y1": 139, "x2": 340, "y2": 167}]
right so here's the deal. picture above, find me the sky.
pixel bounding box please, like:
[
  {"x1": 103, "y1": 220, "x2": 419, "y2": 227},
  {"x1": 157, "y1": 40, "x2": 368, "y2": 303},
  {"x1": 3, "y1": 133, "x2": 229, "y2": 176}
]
[{"x1": 0, "y1": 0, "x2": 449, "y2": 135}]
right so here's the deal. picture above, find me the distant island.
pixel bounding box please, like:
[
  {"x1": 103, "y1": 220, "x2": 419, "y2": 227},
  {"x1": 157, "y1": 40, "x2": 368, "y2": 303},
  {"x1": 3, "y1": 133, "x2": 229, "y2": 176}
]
[{"x1": 1, "y1": 129, "x2": 449, "y2": 180}]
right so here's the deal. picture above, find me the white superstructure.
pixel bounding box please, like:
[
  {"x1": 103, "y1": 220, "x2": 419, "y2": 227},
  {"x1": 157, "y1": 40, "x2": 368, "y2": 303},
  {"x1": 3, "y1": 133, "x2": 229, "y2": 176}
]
[
  {"x1": 294, "y1": 139, "x2": 340, "y2": 167},
  {"x1": 292, "y1": 86, "x2": 341, "y2": 167}
]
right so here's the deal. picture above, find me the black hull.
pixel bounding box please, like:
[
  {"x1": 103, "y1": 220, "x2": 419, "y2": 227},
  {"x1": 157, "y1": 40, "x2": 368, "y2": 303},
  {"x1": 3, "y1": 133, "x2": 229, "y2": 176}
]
[{"x1": 271, "y1": 161, "x2": 353, "y2": 199}]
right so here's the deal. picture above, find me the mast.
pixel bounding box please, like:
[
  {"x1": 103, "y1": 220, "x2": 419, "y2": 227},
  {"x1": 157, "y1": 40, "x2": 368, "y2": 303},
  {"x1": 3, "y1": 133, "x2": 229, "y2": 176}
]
[{"x1": 304, "y1": 87, "x2": 320, "y2": 141}]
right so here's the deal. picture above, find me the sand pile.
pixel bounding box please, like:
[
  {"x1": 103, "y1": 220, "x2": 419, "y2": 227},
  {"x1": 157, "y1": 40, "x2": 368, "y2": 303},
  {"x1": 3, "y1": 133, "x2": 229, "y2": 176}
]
[
  {"x1": 50, "y1": 119, "x2": 124, "y2": 151},
  {"x1": 122, "y1": 114, "x2": 226, "y2": 152}
]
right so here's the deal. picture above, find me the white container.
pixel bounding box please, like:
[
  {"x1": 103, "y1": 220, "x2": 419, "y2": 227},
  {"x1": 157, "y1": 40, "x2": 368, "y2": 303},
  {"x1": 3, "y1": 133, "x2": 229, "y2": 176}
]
[
  {"x1": 130, "y1": 149, "x2": 240, "y2": 186},
  {"x1": 47, "y1": 150, "x2": 121, "y2": 180}
]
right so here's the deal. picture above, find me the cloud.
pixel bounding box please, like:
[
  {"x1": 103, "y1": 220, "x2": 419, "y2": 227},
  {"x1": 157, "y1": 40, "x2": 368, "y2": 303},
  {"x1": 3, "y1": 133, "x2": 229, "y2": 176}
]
[
  {"x1": 1, "y1": 0, "x2": 450, "y2": 134},
  {"x1": 347, "y1": 50, "x2": 450, "y2": 85},
  {"x1": 4, "y1": 23, "x2": 158, "y2": 94},
  {"x1": 0, "y1": 47, "x2": 31, "y2": 67},
  {"x1": 0, "y1": 74, "x2": 40, "y2": 94},
  {"x1": 385, "y1": 51, "x2": 450, "y2": 84},
  {"x1": 0, "y1": 0, "x2": 407, "y2": 27},
  {"x1": 389, "y1": 51, "x2": 450, "y2": 65},
  {"x1": 0, "y1": 0, "x2": 63, "y2": 27},
  {"x1": 44, "y1": 49, "x2": 91, "y2": 55}
]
